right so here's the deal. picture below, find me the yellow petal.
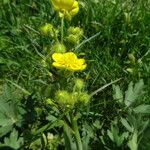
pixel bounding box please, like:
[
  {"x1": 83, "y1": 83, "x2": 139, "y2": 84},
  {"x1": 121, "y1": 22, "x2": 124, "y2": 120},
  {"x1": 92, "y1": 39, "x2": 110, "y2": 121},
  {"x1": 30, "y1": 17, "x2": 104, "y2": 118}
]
[
  {"x1": 80, "y1": 64, "x2": 87, "y2": 70},
  {"x1": 51, "y1": 0, "x2": 61, "y2": 10},
  {"x1": 64, "y1": 52, "x2": 77, "y2": 60},
  {"x1": 72, "y1": 1, "x2": 79, "y2": 9},
  {"x1": 70, "y1": 7, "x2": 79, "y2": 16},
  {"x1": 52, "y1": 62, "x2": 65, "y2": 69},
  {"x1": 52, "y1": 53, "x2": 64, "y2": 62},
  {"x1": 59, "y1": 0, "x2": 74, "y2": 10},
  {"x1": 76, "y1": 59, "x2": 85, "y2": 65}
]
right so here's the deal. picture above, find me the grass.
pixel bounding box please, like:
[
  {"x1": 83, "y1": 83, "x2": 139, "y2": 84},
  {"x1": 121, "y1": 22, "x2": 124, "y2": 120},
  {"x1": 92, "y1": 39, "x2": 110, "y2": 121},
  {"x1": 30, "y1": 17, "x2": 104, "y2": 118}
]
[{"x1": 0, "y1": 0, "x2": 150, "y2": 149}]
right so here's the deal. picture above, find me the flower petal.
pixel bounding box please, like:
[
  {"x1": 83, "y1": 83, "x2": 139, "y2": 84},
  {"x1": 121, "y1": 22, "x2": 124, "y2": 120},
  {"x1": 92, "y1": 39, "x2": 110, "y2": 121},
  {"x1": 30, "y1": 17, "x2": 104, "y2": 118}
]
[
  {"x1": 64, "y1": 52, "x2": 77, "y2": 59},
  {"x1": 77, "y1": 59, "x2": 85, "y2": 65},
  {"x1": 52, "y1": 53, "x2": 64, "y2": 62},
  {"x1": 53, "y1": 62, "x2": 65, "y2": 69}
]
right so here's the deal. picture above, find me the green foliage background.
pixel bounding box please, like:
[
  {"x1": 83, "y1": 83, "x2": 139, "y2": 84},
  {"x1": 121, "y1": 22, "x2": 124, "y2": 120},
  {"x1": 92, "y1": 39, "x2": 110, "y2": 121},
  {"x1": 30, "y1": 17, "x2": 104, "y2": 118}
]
[{"x1": 0, "y1": 0, "x2": 150, "y2": 149}]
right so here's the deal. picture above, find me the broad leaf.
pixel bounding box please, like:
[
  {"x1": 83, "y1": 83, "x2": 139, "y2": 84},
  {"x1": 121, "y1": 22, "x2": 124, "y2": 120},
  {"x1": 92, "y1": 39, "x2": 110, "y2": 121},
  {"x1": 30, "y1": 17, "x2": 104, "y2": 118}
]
[
  {"x1": 2, "y1": 129, "x2": 23, "y2": 149},
  {"x1": 133, "y1": 105, "x2": 150, "y2": 114},
  {"x1": 125, "y1": 79, "x2": 144, "y2": 107},
  {"x1": 0, "y1": 84, "x2": 25, "y2": 137}
]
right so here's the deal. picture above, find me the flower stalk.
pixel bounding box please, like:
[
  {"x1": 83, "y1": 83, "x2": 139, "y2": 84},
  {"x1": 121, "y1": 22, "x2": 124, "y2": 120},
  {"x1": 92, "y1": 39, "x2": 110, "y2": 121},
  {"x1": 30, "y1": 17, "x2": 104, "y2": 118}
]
[
  {"x1": 61, "y1": 17, "x2": 64, "y2": 43},
  {"x1": 70, "y1": 113, "x2": 83, "y2": 150}
]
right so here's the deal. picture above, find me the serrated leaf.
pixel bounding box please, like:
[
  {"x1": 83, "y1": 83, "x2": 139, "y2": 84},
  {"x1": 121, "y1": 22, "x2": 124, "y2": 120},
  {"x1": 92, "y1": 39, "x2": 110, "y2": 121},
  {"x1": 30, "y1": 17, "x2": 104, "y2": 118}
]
[
  {"x1": 107, "y1": 129, "x2": 114, "y2": 142},
  {"x1": 0, "y1": 84, "x2": 25, "y2": 137},
  {"x1": 128, "y1": 131, "x2": 138, "y2": 150},
  {"x1": 125, "y1": 82, "x2": 134, "y2": 107},
  {"x1": 121, "y1": 118, "x2": 134, "y2": 133},
  {"x1": 0, "y1": 125, "x2": 13, "y2": 137},
  {"x1": 133, "y1": 105, "x2": 150, "y2": 114},
  {"x1": 3, "y1": 129, "x2": 23, "y2": 149},
  {"x1": 125, "y1": 79, "x2": 144, "y2": 107},
  {"x1": 113, "y1": 85, "x2": 123, "y2": 103}
]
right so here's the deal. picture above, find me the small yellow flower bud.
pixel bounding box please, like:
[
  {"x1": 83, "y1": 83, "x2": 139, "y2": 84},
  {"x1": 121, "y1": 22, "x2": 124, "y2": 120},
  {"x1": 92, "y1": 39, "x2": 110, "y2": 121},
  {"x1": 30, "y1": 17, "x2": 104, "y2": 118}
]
[
  {"x1": 68, "y1": 27, "x2": 83, "y2": 36},
  {"x1": 78, "y1": 92, "x2": 90, "y2": 105},
  {"x1": 74, "y1": 78, "x2": 84, "y2": 91},
  {"x1": 55, "y1": 90, "x2": 74, "y2": 107},
  {"x1": 40, "y1": 23, "x2": 58, "y2": 37},
  {"x1": 51, "y1": 43, "x2": 66, "y2": 53},
  {"x1": 67, "y1": 34, "x2": 79, "y2": 45}
]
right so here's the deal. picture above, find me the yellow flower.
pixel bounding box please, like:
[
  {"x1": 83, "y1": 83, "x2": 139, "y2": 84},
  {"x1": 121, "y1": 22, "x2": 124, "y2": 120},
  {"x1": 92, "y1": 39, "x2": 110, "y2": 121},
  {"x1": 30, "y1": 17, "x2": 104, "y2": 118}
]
[
  {"x1": 51, "y1": 0, "x2": 79, "y2": 20},
  {"x1": 52, "y1": 52, "x2": 86, "y2": 71}
]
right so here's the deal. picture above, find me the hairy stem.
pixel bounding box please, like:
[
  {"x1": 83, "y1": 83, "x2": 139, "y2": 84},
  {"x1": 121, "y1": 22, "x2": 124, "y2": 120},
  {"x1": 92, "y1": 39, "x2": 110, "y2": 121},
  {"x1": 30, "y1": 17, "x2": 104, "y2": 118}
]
[{"x1": 70, "y1": 113, "x2": 83, "y2": 150}]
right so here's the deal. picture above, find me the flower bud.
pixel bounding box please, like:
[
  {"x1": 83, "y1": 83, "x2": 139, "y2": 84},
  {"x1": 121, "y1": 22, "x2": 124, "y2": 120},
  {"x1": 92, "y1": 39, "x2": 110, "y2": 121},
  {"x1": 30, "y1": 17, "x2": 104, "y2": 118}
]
[
  {"x1": 51, "y1": 43, "x2": 66, "y2": 53},
  {"x1": 78, "y1": 92, "x2": 90, "y2": 105},
  {"x1": 137, "y1": 59, "x2": 142, "y2": 66},
  {"x1": 126, "y1": 68, "x2": 134, "y2": 74},
  {"x1": 71, "y1": 92, "x2": 78, "y2": 104},
  {"x1": 128, "y1": 53, "x2": 136, "y2": 64},
  {"x1": 68, "y1": 27, "x2": 83, "y2": 36},
  {"x1": 47, "y1": 133, "x2": 54, "y2": 141},
  {"x1": 55, "y1": 90, "x2": 74, "y2": 107},
  {"x1": 67, "y1": 34, "x2": 79, "y2": 45},
  {"x1": 74, "y1": 78, "x2": 84, "y2": 91},
  {"x1": 41, "y1": 59, "x2": 47, "y2": 67},
  {"x1": 40, "y1": 23, "x2": 58, "y2": 37},
  {"x1": 45, "y1": 98, "x2": 55, "y2": 106}
]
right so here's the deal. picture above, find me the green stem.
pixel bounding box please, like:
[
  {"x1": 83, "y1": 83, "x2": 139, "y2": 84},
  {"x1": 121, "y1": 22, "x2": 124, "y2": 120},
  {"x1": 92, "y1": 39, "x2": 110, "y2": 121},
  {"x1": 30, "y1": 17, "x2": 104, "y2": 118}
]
[
  {"x1": 70, "y1": 113, "x2": 83, "y2": 150},
  {"x1": 61, "y1": 17, "x2": 64, "y2": 43}
]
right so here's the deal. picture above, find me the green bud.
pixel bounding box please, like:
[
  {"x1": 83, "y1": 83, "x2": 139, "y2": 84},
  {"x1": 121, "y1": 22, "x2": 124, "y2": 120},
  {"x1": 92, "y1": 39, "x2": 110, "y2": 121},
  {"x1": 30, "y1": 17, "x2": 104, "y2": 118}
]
[
  {"x1": 55, "y1": 90, "x2": 74, "y2": 107},
  {"x1": 137, "y1": 59, "x2": 142, "y2": 66},
  {"x1": 126, "y1": 68, "x2": 134, "y2": 74},
  {"x1": 45, "y1": 98, "x2": 55, "y2": 106},
  {"x1": 51, "y1": 43, "x2": 66, "y2": 53},
  {"x1": 47, "y1": 133, "x2": 54, "y2": 141},
  {"x1": 78, "y1": 92, "x2": 90, "y2": 105},
  {"x1": 41, "y1": 59, "x2": 47, "y2": 67},
  {"x1": 67, "y1": 34, "x2": 79, "y2": 45},
  {"x1": 74, "y1": 78, "x2": 84, "y2": 91},
  {"x1": 128, "y1": 53, "x2": 136, "y2": 64},
  {"x1": 40, "y1": 23, "x2": 58, "y2": 37},
  {"x1": 68, "y1": 27, "x2": 83, "y2": 36},
  {"x1": 67, "y1": 27, "x2": 83, "y2": 45},
  {"x1": 71, "y1": 92, "x2": 78, "y2": 104}
]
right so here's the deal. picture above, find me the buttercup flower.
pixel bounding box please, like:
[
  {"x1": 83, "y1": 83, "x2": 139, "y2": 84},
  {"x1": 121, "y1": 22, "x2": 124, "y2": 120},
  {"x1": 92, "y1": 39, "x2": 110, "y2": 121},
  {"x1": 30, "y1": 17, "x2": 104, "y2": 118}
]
[
  {"x1": 52, "y1": 52, "x2": 86, "y2": 71},
  {"x1": 51, "y1": 0, "x2": 79, "y2": 20}
]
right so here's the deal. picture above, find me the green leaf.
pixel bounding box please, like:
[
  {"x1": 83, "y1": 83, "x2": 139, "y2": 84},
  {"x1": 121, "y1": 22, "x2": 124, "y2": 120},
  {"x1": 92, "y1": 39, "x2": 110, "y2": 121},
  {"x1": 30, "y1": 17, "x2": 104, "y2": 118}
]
[
  {"x1": 133, "y1": 105, "x2": 150, "y2": 114},
  {"x1": 63, "y1": 124, "x2": 74, "y2": 150},
  {"x1": 121, "y1": 118, "x2": 134, "y2": 133},
  {"x1": 2, "y1": 129, "x2": 23, "y2": 149},
  {"x1": 0, "y1": 84, "x2": 25, "y2": 137},
  {"x1": 125, "y1": 79, "x2": 144, "y2": 107},
  {"x1": 128, "y1": 131, "x2": 138, "y2": 150},
  {"x1": 113, "y1": 85, "x2": 123, "y2": 103}
]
